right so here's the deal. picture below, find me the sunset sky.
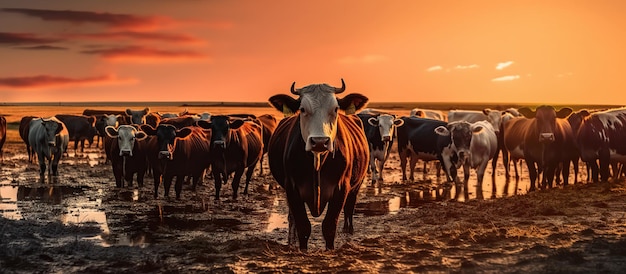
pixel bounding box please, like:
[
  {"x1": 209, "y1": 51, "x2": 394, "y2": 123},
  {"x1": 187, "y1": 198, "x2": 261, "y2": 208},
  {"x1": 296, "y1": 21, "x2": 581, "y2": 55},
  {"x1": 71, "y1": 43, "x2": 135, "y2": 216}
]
[{"x1": 1, "y1": 0, "x2": 625, "y2": 104}]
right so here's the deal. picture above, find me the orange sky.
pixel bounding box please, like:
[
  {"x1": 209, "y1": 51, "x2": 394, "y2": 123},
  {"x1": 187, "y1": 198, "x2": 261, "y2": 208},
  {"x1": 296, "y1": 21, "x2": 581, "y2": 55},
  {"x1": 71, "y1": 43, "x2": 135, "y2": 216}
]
[{"x1": 1, "y1": 0, "x2": 625, "y2": 104}]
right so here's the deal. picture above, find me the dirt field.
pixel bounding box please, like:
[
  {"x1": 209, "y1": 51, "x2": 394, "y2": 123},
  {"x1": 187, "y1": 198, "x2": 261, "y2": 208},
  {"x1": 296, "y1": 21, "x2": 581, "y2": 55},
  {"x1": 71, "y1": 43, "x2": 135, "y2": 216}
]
[{"x1": 2, "y1": 105, "x2": 626, "y2": 273}]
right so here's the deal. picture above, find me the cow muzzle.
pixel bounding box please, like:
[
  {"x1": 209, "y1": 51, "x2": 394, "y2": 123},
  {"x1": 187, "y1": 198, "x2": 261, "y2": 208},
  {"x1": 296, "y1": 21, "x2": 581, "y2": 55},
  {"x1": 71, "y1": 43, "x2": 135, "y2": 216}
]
[
  {"x1": 120, "y1": 150, "x2": 132, "y2": 157},
  {"x1": 308, "y1": 136, "x2": 331, "y2": 152},
  {"x1": 539, "y1": 133, "x2": 555, "y2": 142},
  {"x1": 213, "y1": 140, "x2": 226, "y2": 149},
  {"x1": 158, "y1": 151, "x2": 172, "y2": 160},
  {"x1": 382, "y1": 136, "x2": 391, "y2": 142},
  {"x1": 48, "y1": 141, "x2": 56, "y2": 147}
]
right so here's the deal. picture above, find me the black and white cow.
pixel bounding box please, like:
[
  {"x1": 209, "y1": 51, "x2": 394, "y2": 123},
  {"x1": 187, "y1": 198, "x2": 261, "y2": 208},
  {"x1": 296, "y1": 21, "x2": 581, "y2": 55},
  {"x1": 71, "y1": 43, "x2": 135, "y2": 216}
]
[
  {"x1": 396, "y1": 116, "x2": 449, "y2": 182},
  {"x1": 357, "y1": 112, "x2": 403, "y2": 182}
]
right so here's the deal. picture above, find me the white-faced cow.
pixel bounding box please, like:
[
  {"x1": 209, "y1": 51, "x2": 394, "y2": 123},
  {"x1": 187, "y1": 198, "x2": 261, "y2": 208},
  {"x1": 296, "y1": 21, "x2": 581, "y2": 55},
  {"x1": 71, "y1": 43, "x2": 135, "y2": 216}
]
[
  {"x1": 141, "y1": 124, "x2": 211, "y2": 199},
  {"x1": 435, "y1": 120, "x2": 498, "y2": 199},
  {"x1": 410, "y1": 108, "x2": 447, "y2": 121},
  {"x1": 357, "y1": 112, "x2": 403, "y2": 182},
  {"x1": 197, "y1": 115, "x2": 264, "y2": 200},
  {"x1": 105, "y1": 125, "x2": 149, "y2": 188},
  {"x1": 28, "y1": 117, "x2": 69, "y2": 183},
  {"x1": 518, "y1": 106, "x2": 575, "y2": 190},
  {"x1": 576, "y1": 107, "x2": 626, "y2": 183},
  {"x1": 268, "y1": 79, "x2": 369, "y2": 251},
  {"x1": 396, "y1": 116, "x2": 449, "y2": 182},
  {"x1": 0, "y1": 116, "x2": 5, "y2": 162}
]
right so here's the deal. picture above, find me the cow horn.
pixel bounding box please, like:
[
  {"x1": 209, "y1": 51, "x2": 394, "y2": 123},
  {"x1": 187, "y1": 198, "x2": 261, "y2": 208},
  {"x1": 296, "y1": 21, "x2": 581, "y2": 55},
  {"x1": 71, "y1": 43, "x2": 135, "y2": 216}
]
[
  {"x1": 290, "y1": 82, "x2": 299, "y2": 95},
  {"x1": 334, "y1": 78, "x2": 346, "y2": 94}
]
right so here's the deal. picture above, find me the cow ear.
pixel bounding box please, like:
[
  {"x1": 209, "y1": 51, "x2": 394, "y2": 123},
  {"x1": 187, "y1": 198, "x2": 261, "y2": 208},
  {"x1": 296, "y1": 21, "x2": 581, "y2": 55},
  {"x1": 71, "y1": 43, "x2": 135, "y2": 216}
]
[
  {"x1": 135, "y1": 131, "x2": 148, "y2": 141},
  {"x1": 143, "y1": 107, "x2": 150, "y2": 115},
  {"x1": 518, "y1": 107, "x2": 536, "y2": 118},
  {"x1": 230, "y1": 119, "x2": 245, "y2": 129},
  {"x1": 367, "y1": 117, "x2": 379, "y2": 126},
  {"x1": 138, "y1": 124, "x2": 156, "y2": 135},
  {"x1": 269, "y1": 94, "x2": 299, "y2": 116},
  {"x1": 55, "y1": 122, "x2": 64, "y2": 134},
  {"x1": 176, "y1": 127, "x2": 193, "y2": 138},
  {"x1": 482, "y1": 108, "x2": 492, "y2": 116},
  {"x1": 196, "y1": 120, "x2": 212, "y2": 129},
  {"x1": 125, "y1": 109, "x2": 133, "y2": 116},
  {"x1": 434, "y1": 126, "x2": 450, "y2": 136},
  {"x1": 338, "y1": 93, "x2": 368, "y2": 115},
  {"x1": 472, "y1": 125, "x2": 484, "y2": 133},
  {"x1": 87, "y1": 116, "x2": 96, "y2": 126},
  {"x1": 394, "y1": 119, "x2": 404, "y2": 127},
  {"x1": 556, "y1": 108, "x2": 573, "y2": 119},
  {"x1": 105, "y1": 126, "x2": 119, "y2": 137}
]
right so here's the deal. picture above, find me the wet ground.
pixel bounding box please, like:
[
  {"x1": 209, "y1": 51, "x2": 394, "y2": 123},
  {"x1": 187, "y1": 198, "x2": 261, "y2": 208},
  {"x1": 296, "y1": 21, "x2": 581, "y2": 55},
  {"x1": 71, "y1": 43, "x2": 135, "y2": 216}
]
[{"x1": 3, "y1": 139, "x2": 626, "y2": 273}]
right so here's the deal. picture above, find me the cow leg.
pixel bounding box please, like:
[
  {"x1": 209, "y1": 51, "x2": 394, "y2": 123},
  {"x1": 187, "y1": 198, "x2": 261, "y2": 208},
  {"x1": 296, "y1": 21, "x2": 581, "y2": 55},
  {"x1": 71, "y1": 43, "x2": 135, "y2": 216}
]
[
  {"x1": 527, "y1": 160, "x2": 538, "y2": 191},
  {"x1": 213, "y1": 170, "x2": 223, "y2": 200},
  {"x1": 137, "y1": 168, "x2": 145, "y2": 188},
  {"x1": 286, "y1": 194, "x2": 311, "y2": 251},
  {"x1": 243, "y1": 165, "x2": 256, "y2": 195},
  {"x1": 343, "y1": 184, "x2": 362, "y2": 234},
  {"x1": 463, "y1": 163, "x2": 471, "y2": 200},
  {"x1": 599, "y1": 151, "x2": 611, "y2": 183},
  {"x1": 477, "y1": 162, "x2": 488, "y2": 200},
  {"x1": 369, "y1": 153, "x2": 378, "y2": 182},
  {"x1": 153, "y1": 168, "x2": 162, "y2": 199},
  {"x1": 174, "y1": 175, "x2": 185, "y2": 200},
  {"x1": 491, "y1": 146, "x2": 500, "y2": 178},
  {"x1": 38, "y1": 156, "x2": 46, "y2": 183},
  {"x1": 163, "y1": 174, "x2": 174, "y2": 198},
  {"x1": 562, "y1": 160, "x2": 571, "y2": 186},
  {"x1": 231, "y1": 168, "x2": 245, "y2": 200},
  {"x1": 323, "y1": 194, "x2": 347, "y2": 250},
  {"x1": 400, "y1": 152, "x2": 408, "y2": 182},
  {"x1": 379, "y1": 156, "x2": 388, "y2": 182},
  {"x1": 502, "y1": 148, "x2": 511, "y2": 181},
  {"x1": 409, "y1": 155, "x2": 418, "y2": 181}
]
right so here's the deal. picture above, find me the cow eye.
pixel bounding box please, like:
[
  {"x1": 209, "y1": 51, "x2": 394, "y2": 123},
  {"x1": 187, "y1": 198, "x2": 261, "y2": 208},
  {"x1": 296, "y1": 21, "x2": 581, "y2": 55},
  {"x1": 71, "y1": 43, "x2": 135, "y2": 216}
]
[
  {"x1": 334, "y1": 107, "x2": 339, "y2": 113},
  {"x1": 299, "y1": 107, "x2": 305, "y2": 114}
]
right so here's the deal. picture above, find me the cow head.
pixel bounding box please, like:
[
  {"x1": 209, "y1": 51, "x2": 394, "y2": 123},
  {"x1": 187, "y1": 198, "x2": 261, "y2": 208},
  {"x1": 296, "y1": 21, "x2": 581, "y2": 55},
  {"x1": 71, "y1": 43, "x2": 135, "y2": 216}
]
[
  {"x1": 519, "y1": 106, "x2": 572, "y2": 143},
  {"x1": 367, "y1": 114, "x2": 404, "y2": 142},
  {"x1": 482, "y1": 108, "x2": 503, "y2": 135},
  {"x1": 269, "y1": 79, "x2": 368, "y2": 154},
  {"x1": 196, "y1": 115, "x2": 245, "y2": 149},
  {"x1": 125, "y1": 107, "x2": 150, "y2": 124},
  {"x1": 105, "y1": 125, "x2": 147, "y2": 156},
  {"x1": 435, "y1": 121, "x2": 486, "y2": 168},
  {"x1": 41, "y1": 118, "x2": 64, "y2": 147},
  {"x1": 145, "y1": 124, "x2": 193, "y2": 160}
]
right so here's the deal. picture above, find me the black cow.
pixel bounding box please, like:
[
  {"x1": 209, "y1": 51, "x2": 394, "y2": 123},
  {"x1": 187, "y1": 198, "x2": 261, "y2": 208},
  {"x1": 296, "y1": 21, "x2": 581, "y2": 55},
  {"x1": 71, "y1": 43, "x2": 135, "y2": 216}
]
[
  {"x1": 197, "y1": 115, "x2": 264, "y2": 200},
  {"x1": 396, "y1": 116, "x2": 450, "y2": 182},
  {"x1": 357, "y1": 112, "x2": 403, "y2": 182},
  {"x1": 518, "y1": 106, "x2": 575, "y2": 190},
  {"x1": 0, "y1": 116, "x2": 5, "y2": 162},
  {"x1": 19, "y1": 116, "x2": 38, "y2": 163},
  {"x1": 160, "y1": 116, "x2": 197, "y2": 129},
  {"x1": 576, "y1": 107, "x2": 626, "y2": 183},
  {"x1": 141, "y1": 124, "x2": 211, "y2": 199},
  {"x1": 125, "y1": 108, "x2": 151, "y2": 124},
  {"x1": 268, "y1": 79, "x2": 369, "y2": 251},
  {"x1": 54, "y1": 114, "x2": 98, "y2": 153},
  {"x1": 257, "y1": 114, "x2": 278, "y2": 176}
]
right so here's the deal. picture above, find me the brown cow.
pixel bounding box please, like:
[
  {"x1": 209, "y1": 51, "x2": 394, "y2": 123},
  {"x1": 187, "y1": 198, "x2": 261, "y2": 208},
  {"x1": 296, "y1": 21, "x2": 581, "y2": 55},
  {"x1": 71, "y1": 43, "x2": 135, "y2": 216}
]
[
  {"x1": 257, "y1": 114, "x2": 278, "y2": 176},
  {"x1": 0, "y1": 116, "x2": 5, "y2": 162},
  {"x1": 267, "y1": 79, "x2": 369, "y2": 251}
]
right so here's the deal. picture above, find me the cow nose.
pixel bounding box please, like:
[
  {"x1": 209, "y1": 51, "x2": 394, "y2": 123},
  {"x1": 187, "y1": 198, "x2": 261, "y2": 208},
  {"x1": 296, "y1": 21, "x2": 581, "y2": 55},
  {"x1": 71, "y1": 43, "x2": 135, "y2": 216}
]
[
  {"x1": 48, "y1": 141, "x2": 56, "y2": 146},
  {"x1": 309, "y1": 137, "x2": 330, "y2": 152},
  {"x1": 213, "y1": 140, "x2": 226, "y2": 148},
  {"x1": 382, "y1": 136, "x2": 391, "y2": 142},
  {"x1": 539, "y1": 133, "x2": 555, "y2": 142},
  {"x1": 458, "y1": 151, "x2": 465, "y2": 159},
  {"x1": 158, "y1": 151, "x2": 171, "y2": 160},
  {"x1": 120, "y1": 150, "x2": 132, "y2": 157}
]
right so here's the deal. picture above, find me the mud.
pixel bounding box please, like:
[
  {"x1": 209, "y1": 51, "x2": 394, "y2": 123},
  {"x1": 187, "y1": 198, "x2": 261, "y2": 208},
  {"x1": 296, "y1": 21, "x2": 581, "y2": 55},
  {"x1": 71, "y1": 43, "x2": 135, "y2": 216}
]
[{"x1": 2, "y1": 136, "x2": 626, "y2": 273}]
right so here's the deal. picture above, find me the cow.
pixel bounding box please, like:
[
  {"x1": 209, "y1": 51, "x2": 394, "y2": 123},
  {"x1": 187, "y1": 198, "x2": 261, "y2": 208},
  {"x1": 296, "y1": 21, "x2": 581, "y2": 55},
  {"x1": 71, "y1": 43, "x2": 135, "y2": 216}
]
[
  {"x1": 19, "y1": 116, "x2": 37, "y2": 163},
  {"x1": 576, "y1": 107, "x2": 626, "y2": 183},
  {"x1": 0, "y1": 116, "x2": 5, "y2": 162},
  {"x1": 410, "y1": 108, "x2": 447, "y2": 121},
  {"x1": 257, "y1": 114, "x2": 278, "y2": 176},
  {"x1": 518, "y1": 106, "x2": 575, "y2": 190},
  {"x1": 396, "y1": 116, "x2": 448, "y2": 182},
  {"x1": 28, "y1": 117, "x2": 69, "y2": 183},
  {"x1": 141, "y1": 124, "x2": 211, "y2": 199},
  {"x1": 95, "y1": 114, "x2": 122, "y2": 148},
  {"x1": 267, "y1": 79, "x2": 369, "y2": 251},
  {"x1": 435, "y1": 120, "x2": 498, "y2": 199},
  {"x1": 104, "y1": 125, "x2": 148, "y2": 188},
  {"x1": 357, "y1": 112, "x2": 403, "y2": 182},
  {"x1": 126, "y1": 108, "x2": 151, "y2": 124},
  {"x1": 159, "y1": 116, "x2": 197, "y2": 129},
  {"x1": 448, "y1": 109, "x2": 505, "y2": 179},
  {"x1": 501, "y1": 112, "x2": 531, "y2": 182},
  {"x1": 54, "y1": 114, "x2": 98, "y2": 153},
  {"x1": 197, "y1": 115, "x2": 264, "y2": 200}
]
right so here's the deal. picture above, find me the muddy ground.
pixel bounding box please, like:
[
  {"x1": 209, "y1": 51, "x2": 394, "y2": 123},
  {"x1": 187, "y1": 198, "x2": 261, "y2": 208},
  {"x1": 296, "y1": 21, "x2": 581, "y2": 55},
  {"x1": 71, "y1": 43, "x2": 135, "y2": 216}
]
[{"x1": 2, "y1": 136, "x2": 626, "y2": 273}]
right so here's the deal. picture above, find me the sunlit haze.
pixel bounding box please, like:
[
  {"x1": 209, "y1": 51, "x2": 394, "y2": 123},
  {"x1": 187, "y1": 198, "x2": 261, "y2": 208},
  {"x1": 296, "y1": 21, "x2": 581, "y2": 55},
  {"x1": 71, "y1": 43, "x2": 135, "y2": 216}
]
[{"x1": 1, "y1": 0, "x2": 625, "y2": 105}]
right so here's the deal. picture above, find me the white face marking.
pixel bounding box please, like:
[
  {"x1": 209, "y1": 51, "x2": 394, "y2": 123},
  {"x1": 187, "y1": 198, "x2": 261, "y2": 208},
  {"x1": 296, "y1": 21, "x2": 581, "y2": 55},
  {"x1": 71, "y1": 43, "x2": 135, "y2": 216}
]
[
  {"x1": 376, "y1": 114, "x2": 396, "y2": 141},
  {"x1": 104, "y1": 114, "x2": 119, "y2": 127},
  {"x1": 298, "y1": 84, "x2": 339, "y2": 152},
  {"x1": 116, "y1": 125, "x2": 138, "y2": 156}
]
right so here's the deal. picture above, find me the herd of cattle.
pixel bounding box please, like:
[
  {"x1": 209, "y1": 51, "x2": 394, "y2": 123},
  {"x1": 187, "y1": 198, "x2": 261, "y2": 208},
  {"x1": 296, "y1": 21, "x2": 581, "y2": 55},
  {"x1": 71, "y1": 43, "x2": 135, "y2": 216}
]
[{"x1": 1, "y1": 80, "x2": 626, "y2": 251}]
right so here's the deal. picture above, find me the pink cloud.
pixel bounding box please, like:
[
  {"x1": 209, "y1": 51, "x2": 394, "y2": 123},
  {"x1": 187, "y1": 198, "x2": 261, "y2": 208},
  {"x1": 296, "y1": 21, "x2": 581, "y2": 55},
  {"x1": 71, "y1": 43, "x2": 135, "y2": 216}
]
[
  {"x1": 81, "y1": 46, "x2": 208, "y2": 63},
  {"x1": 64, "y1": 31, "x2": 205, "y2": 44},
  {"x1": 0, "y1": 74, "x2": 137, "y2": 89}
]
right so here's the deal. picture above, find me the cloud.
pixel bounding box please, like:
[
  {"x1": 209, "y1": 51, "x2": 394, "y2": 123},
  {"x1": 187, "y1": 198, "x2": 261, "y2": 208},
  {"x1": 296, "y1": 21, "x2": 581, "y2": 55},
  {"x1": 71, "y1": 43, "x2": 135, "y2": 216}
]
[
  {"x1": 16, "y1": 45, "x2": 68, "y2": 50},
  {"x1": 2, "y1": 8, "x2": 176, "y2": 31},
  {"x1": 81, "y1": 46, "x2": 207, "y2": 62},
  {"x1": 64, "y1": 31, "x2": 204, "y2": 44},
  {"x1": 0, "y1": 74, "x2": 137, "y2": 89},
  {"x1": 426, "y1": 65, "x2": 443, "y2": 72},
  {"x1": 491, "y1": 75, "x2": 520, "y2": 82},
  {"x1": 0, "y1": 32, "x2": 60, "y2": 44},
  {"x1": 454, "y1": 64, "x2": 479, "y2": 70},
  {"x1": 338, "y1": 55, "x2": 388, "y2": 64},
  {"x1": 496, "y1": 61, "x2": 514, "y2": 70}
]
